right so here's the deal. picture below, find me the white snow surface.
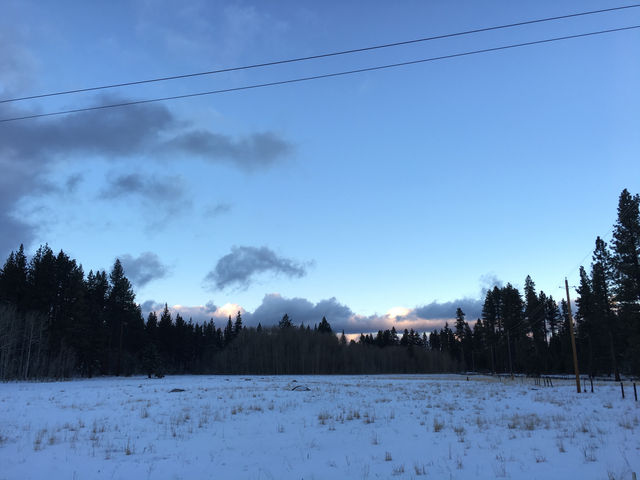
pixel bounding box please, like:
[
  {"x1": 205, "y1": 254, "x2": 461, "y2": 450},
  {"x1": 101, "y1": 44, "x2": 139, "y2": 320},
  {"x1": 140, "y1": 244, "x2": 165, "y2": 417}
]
[{"x1": 0, "y1": 375, "x2": 638, "y2": 479}]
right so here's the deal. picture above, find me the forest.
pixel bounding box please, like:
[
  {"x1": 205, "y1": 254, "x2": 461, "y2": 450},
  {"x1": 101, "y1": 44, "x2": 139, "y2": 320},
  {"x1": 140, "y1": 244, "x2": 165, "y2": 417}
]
[{"x1": 0, "y1": 189, "x2": 638, "y2": 380}]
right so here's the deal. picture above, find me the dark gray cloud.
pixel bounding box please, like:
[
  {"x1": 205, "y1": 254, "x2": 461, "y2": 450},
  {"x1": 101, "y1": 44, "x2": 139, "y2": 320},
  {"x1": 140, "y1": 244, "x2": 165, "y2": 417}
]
[
  {"x1": 119, "y1": 252, "x2": 170, "y2": 287},
  {"x1": 65, "y1": 173, "x2": 83, "y2": 193},
  {"x1": 140, "y1": 300, "x2": 163, "y2": 317},
  {"x1": 162, "y1": 130, "x2": 293, "y2": 171},
  {"x1": 0, "y1": 213, "x2": 35, "y2": 258},
  {"x1": 203, "y1": 202, "x2": 232, "y2": 218},
  {"x1": 241, "y1": 293, "x2": 486, "y2": 334},
  {"x1": 0, "y1": 99, "x2": 176, "y2": 256},
  {"x1": 0, "y1": 157, "x2": 41, "y2": 254},
  {"x1": 0, "y1": 99, "x2": 175, "y2": 161},
  {"x1": 141, "y1": 300, "x2": 221, "y2": 324},
  {"x1": 245, "y1": 294, "x2": 353, "y2": 329},
  {"x1": 0, "y1": 95, "x2": 292, "y2": 256},
  {"x1": 0, "y1": 28, "x2": 38, "y2": 97},
  {"x1": 414, "y1": 298, "x2": 483, "y2": 321},
  {"x1": 205, "y1": 246, "x2": 309, "y2": 290},
  {"x1": 144, "y1": 292, "x2": 486, "y2": 336},
  {"x1": 101, "y1": 173, "x2": 185, "y2": 204},
  {"x1": 99, "y1": 172, "x2": 190, "y2": 226}
]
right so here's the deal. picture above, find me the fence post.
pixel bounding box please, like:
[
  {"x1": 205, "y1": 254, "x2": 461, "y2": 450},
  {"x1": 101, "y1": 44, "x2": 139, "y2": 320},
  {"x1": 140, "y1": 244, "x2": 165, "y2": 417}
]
[{"x1": 621, "y1": 382, "x2": 625, "y2": 399}]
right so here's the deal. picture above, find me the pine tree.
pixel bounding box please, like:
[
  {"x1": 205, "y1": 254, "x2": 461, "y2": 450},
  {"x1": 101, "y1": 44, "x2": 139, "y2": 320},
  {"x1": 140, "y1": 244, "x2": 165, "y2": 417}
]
[
  {"x1": 390, "y1": 326, "x2": 399, "y2": 345},
  {"x1": 158, "y1": 304, "x2": 174, "y2": 370},
  {"x1": 279, "y1": 313, "x2": 292, "y2": 329},
  {"x1": 107, "y1": 259, "x2": 138, "y2": 376},
  {"x1": 0, "y1": 244, "x2": 28, "y2": 310},
  {"x1": 544, "y1": 295, "x2": 560, "y2": 338},
  {"x1": 400, "y1": 328, "x2": 409, "y2": 346},
  {"x1": 85, "y1": 269, "x2": 109, "y2": 375},
  {"x1": 575, "y1": 266, "x2": 596, "y2": 376},
  {"x1": 234, "y1": 311, "x2": 243, "y2": 336},
  {"x1": 453, "y1": 308, "x2": 467, "y2": 367},
  {"x1": 317, "y1": 316, "x2": 332, "y2": 334},
  {"x1": 590, "y1": 237, "x2": 620, "y2": 379},
  {"x1": 454, "y1": 308, "x2": 466, "y2": 342},
  {"x1": 224, "y1": 316, "x2": 234, "y2": 344},
  {"x1": 523, "y1": 276, "x2": 546, "y2": 372},
  {"x1": 501, "y1": 283, "x2": 524, "y2": 372},
  {"x1": 481, "y1": 287, "x2": 500, "y2": 373},
  {"x1": 611, "y1": 189, "x2": 640, "y2": 373}
]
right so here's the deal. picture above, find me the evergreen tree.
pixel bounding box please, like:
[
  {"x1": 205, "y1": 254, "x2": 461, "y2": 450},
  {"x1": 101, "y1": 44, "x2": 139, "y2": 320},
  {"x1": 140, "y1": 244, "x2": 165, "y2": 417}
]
[
  {"x1": 141, "y1": 343, "x2": 161, "y2": 378},
  {"x1": 279, "y1": 313, "x2": 292, "y2": 329},
  {"x1": 590, "y1": 237, "x2": 620, "y2": 379},
  {"x1": 400, "y1": 328, "x2": 409, "y2": 346},
  {"x1": 145, "y1": 311, "x2": 159, "y2": 342},
  {"x1": 575, "y1": 266, "x2": 597, "y2": 376},
  {"x1": 611, "y1": 189, "x2": 640, "y2": 373},
  {"x1": 317, "y1": 316, "x2": 332, "y2": 334},
  {"x1": 234, "y1": 311, "x2": 243, "y2": 336},
  {"x1": 85, "y1": 269, "x2": 109, "y2": 375},
  {"x1": 454, "y1": 308, "x2": 466, "y2": 341},
  {"x1": 157, "y1": 304, "x2": 174, "y2": 370},
  {"x1": 224, "y1": 316, "x2": 234, "y2": 344},
  {"x1": 0, "y1": 244, "x2": 28, "y2": 310},
  {"x1": 390, "y1": 326, "x2": 399, "y2": 345},
  {"x1": 106, "y1": 259, "x2": 138, "y2": 375},
  {"x1": 501, "y1": 283, "x2": 524, "y2": 372},
  {"x1": 544, "y1": 295, "x2": 560, "y2": 338},
  {"x1": 523, "y1": 276, "x2": 546, "y2": 372},
  {"x1": 453, "y1": 308, "x2": 467, "y2": 367}
]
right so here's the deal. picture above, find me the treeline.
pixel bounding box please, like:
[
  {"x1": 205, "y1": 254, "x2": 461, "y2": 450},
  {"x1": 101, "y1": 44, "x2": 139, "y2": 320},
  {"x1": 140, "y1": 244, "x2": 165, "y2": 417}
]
[
  {"x1": 1, "y1": 189, "x2": 638, "y2": 379},
  {"x1": 0, "y1": 246, "x2": 146, "y2": 379},
  {"x1": 427, "y1": 282, "x2": 576, "y2": 375},
  {"x1": 0, "y1": 248, "x2": 455, "y2": 379},
  {"x1": 425, "y1": 189, "x2": 640, "y2": 377}
]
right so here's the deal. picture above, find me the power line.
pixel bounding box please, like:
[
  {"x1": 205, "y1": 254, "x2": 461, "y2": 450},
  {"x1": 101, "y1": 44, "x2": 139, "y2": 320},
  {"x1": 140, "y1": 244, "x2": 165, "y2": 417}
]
[
  {"x1": 1, "y1": 3, "x2": 639, "y2": 105},
  {"x1": 1, "y1": 24, "x2": 638, "y2": 124}
]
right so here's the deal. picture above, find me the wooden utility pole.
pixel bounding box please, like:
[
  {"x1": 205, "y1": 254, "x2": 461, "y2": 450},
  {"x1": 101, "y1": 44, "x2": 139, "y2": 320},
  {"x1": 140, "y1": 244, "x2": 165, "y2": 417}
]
[{"x1": 564, "y1": 278, "x2": 581, "y2": 393}]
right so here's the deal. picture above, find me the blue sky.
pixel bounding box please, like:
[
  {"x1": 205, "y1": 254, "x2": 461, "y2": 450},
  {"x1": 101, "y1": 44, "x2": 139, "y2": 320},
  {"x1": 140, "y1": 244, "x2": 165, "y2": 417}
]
[{"x1": 1, "y1": 0, "x2": 638, "y2": 333}]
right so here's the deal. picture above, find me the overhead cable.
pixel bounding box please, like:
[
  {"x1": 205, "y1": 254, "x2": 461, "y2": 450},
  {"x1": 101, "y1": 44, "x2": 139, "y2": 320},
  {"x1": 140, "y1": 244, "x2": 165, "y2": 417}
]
[
  {"x1": 1, "y1": 24, "x2": 638, "y2": 124},
  {"x1": 1, "y1": 3, "x2": 639, "y2": 104}
]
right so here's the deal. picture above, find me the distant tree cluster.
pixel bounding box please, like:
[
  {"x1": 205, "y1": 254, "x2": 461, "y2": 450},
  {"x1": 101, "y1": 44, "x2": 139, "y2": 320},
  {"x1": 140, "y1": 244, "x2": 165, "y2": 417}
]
[
  {"x1": 0, "y1": 248, "x2": 454, "y2": 378},
  {"x1": 574, "y1": 189, "x2": 640, "y2": 377},
  {"x1": 0, "y1": 245, "x2": 145, "y2": 379},
  {"x1": 425, "y1": 189, "x2": 640, "y2": 377},
  {"x1": 429, "y1": 281, "x2": 576, "y2": 375}
]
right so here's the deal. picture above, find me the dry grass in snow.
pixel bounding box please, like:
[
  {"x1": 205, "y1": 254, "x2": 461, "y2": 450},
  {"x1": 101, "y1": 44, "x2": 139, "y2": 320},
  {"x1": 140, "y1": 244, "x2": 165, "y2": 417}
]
[{"x1": 0, "y1": 375, "x2": 638, "y2": 479}]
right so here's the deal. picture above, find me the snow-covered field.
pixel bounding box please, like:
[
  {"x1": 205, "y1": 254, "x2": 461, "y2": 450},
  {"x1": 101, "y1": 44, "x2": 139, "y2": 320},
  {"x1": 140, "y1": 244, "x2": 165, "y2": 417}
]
[{"x1": 0, "y1": 375, "x2": 638, "y2": 479}]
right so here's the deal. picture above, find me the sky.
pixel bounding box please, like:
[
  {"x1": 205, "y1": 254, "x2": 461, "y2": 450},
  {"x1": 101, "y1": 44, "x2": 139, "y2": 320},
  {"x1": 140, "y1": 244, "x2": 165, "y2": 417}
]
[{"x1": 1, "y1": 0, "x2": 639, "y2": 334}]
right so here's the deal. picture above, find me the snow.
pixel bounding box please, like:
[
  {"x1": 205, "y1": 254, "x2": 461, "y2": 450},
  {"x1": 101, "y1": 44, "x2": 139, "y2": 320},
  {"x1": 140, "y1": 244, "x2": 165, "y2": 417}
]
[{"x1": 0, "y1": 375, "x2": 638, "y2": 479}]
